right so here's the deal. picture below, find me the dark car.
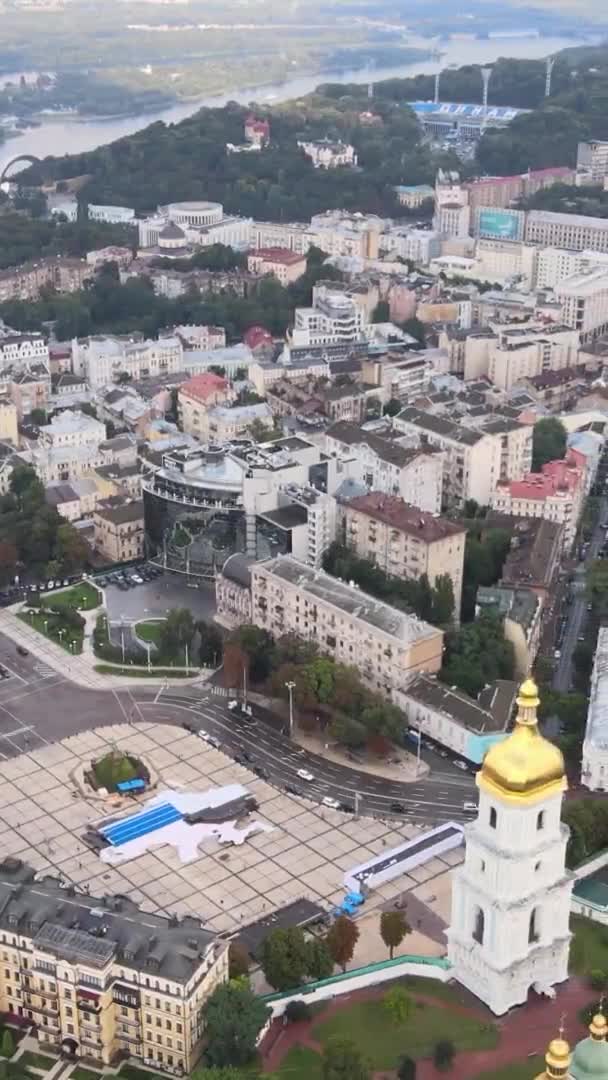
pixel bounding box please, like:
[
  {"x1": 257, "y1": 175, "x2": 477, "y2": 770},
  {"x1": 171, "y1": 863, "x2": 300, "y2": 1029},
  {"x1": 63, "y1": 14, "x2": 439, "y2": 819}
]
[
  {"x1": 284, "y1": 783, "x2": 299, "y2": 796},
  {"x1": 0, "y1": 666, "x2": 9, "y2": 680},
  {"x1": 16, "y1": 646, "x2": 29, "y2": 657},
  {"x1": 181, "y1": 720, "x2": 198, "y2": 733},
  {"x1": 390, "y1": 801, "x2": 406, "y2": 814},
  {"x1": 339, "y1": 801, "x2": 354, "y2": 813},
  {"x1": 252, "y1": 764, "x2": 269, "y2": 780}
]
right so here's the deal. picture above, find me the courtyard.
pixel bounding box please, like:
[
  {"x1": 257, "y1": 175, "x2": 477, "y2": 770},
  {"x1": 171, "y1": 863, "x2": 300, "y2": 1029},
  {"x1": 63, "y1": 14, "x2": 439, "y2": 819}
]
[{"x1": 0, "y1": 722, "x2": 462, "y2": 936}]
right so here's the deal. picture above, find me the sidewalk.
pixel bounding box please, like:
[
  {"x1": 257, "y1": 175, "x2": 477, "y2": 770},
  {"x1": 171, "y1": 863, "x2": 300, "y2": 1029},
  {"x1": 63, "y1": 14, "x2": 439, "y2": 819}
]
[
  {"x1": 0, "y1": 607, "x2": 208, "y2": 691},
  {"x1": 293, "y1": 727, "x2": 429, "y2": 782}
]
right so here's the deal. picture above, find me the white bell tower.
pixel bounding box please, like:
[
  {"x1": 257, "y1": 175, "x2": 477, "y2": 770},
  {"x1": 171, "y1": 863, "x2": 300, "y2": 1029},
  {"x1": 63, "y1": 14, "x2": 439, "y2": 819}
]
[{"x1": 447, "y1": 678, "x2": 573, "y2": 1016}]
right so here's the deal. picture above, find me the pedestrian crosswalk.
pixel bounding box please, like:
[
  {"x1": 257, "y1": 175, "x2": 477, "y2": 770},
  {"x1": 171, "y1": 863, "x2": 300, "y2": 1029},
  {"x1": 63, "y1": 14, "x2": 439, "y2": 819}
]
[{"x1": 34, "y1": 662, "x2": 57, "y2": 680}]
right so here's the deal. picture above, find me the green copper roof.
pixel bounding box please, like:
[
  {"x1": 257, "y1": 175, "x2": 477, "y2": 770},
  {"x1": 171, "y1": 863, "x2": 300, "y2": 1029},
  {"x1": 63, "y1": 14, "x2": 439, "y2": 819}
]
[{"x1": 570, "y1": 1037, "x2": 608, "y2": 1079}]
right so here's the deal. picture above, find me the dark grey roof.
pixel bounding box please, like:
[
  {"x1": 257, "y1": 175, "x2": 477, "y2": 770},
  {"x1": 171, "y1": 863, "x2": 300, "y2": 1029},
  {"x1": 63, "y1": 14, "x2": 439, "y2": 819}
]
[
  {"x1": 403, "y1": 675, "x2": 517, "y2": 734},
  {"x1": 160, "y1": 222, "x2": 186, "y2": 240},
  {"x1": 220, "y1": 552, "x2": 255, "y2": 589},
  {"x1": 95, "y1": 499, "x2": 143, "y2": 525},
  {"x1": 259, "y1": 505, "x2": 308, "y2": 530},
  {"x1": 235, "y1": 899, "x2": 327, "y2": 961},
  {"x1": 45, "y1": 483, "x2": 78, "y2": 507},
  {"x1": 0, "y1": 858, "x2": 218, "y2": 983}
]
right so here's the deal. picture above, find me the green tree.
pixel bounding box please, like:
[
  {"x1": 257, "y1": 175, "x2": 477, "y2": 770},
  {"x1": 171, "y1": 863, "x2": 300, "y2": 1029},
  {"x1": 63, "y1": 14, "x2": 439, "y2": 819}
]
[
  {"x1": 284, "y1": 999, "x2": 311, "y2": 1023},
  {"x1": 160, "y1": 607, "x2": 195, "y2": 660},
  {"x1": 371, "y1": 299, "x2": 390, "y2": 323},
  {"x1": 383, "y1": 985, "x2": 413, "y2": 1024},
  {"x1": 198, "y1": 620, "x2": 223, "y2": 666},
  {"x1": 30, "y1": 407, "x2": 47, "y2": 426},
  {"x1": 305, "y1": 937, "x2": 334, "y2": 981},
  {"x1": 227, "y1": 942, "x2": 249, "y2": 980},
  {"x1": 532, "y1": 417, "x2": 567, "y2": 471},
  {"x1": 397, "y1": 1057, "x2": 417, "y2": 1080},
  {"x1": 201, "y1": 982, "x2": 269, "y2": 1068},
  {"x1": 232, "y1": 625, "x2": 275, "y2": 683},
  {"x1": 261, "y1": 927, "x2": 309, "y2": 991},
  {"x1": 191, "y1": 1068, "x2": 244, "y2": 1080},
  {"x1": 383, "y1": 398, "x2": 402, "y2": 417},
  {"x1": 0, "y1": 1031, "x2": 14, "y2": 1059},
  {"x1": 322, "y1": 1036, "x2": 371, "y2": 1080},
  {"x1": 326, "y1": 915, "x2": 359, "y2": 973},
  {"x1": 433, "y1": 1040, "x2": 455, "y2": 1071},
  {"x1": 330, "y1": 714, "x2": 367, "y2": 748},
  {"x1": 431, "y1": 574, "x2": 455, "y2": 626},
  {"x1": 380, "y1": 909, "x2": 411, "y2": 959}
]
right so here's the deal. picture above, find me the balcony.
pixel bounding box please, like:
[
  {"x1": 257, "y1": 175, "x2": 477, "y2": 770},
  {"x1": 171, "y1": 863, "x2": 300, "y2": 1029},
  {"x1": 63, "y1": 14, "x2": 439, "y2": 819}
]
[{"x1": 80, "y1": 1035, "x2": 104, "y2": 1050}]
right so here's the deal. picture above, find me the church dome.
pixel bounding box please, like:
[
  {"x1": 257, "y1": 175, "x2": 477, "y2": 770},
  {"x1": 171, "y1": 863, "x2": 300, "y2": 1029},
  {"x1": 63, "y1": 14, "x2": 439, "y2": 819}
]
[
  {"x1": 534, "y1": 1033, "x2": 572, "y2": 1079},
  {"x1": 571, "y1": 1014, "x2": 608, "y2": 1079},
  {"x1": 478, "y1": 677, "x2": 566, "y2": 804}
]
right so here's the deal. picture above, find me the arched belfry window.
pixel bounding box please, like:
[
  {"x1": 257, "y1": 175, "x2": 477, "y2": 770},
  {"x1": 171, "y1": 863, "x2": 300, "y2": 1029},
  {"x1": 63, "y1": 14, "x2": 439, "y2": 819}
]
[
  {"x1": 473, "y1": 906, "x2": 485, "y2": 945},
  {"x1": 529, "y1": 907, "x2": 540, "y2": 944}
]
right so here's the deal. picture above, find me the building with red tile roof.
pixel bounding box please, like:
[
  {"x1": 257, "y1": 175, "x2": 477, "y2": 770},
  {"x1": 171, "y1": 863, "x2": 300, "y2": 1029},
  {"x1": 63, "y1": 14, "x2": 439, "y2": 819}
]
[{"x1": 490, "y1": 449, "x2": 586, "y2": 550}]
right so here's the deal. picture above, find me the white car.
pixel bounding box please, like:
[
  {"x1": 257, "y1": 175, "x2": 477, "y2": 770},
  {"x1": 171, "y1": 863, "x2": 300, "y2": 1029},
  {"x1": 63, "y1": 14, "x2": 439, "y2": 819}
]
[
  {"x1": 453, "y1": 760, "x2": 468, "y2": 771},
  {"x1": 198, "y1": 731, "x2": 221, "y2": 749},
  {"x1": 131, "y1": 575, "x2": 144, "y2": 585},
  {"x1": 322, "y1": 796, "x2": 340, "y2": 809},
  {"x1": 297, "y1": 768, "x2": 314, "y2": 782},
  {"x1": 463, "y1": 802, "x2": 477, "y2": 812},
  {"x1": 227, "y1": 699, "x2": 238, "y2": 710}
]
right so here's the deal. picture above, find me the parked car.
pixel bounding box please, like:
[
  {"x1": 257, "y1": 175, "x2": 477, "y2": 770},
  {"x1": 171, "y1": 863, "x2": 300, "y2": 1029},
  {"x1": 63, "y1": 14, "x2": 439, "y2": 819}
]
[
  {"x1": 322, "y1": 796, "x2": 340, "y2": 809},
  {"x1": 199, "y1": 731, "x2": 221, "y2": 749},
  {"x1": 227, "y1": 699, "x2": 238, "y2": 711},
  {"x1": 284, "y1": 783, "x2": 299, "y2": 795},
  {"x1": 16, "y1": 646, "x2": 29, "y2": 657},
  {"x1": 463, "y1": 802, "x2": 477, "y2": 812},
  {"x1": 390, "y1": 801, "x2": 405, "y2": 814},
  {"x1": 453, "y1": 760, "x2": 468, "y2": 771},
  {"x1": 253, "y1": 764, "x2": 268, "y2": 780}
]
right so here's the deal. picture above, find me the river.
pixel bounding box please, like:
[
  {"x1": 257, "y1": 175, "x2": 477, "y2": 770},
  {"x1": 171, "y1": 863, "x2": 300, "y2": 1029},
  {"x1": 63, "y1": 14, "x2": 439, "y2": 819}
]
[{"x1": 0, "y1": 32, "x2": 597, "y2": 172}]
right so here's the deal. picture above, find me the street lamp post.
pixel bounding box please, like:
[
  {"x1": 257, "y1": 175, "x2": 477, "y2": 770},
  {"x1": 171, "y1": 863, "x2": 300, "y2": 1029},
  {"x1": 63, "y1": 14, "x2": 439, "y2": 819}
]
[
  {"x1": 243, "y1": 663, "x2": 248, "y2": 708},
  {"x1": 58, "y1": 628, "x2": 65, "y2": 646},
  {"x1": 185, "y1": 642, "x2": 189, "y2": 676},
  {"x1": 146, "y1": 642, "x2": 151, "y2": 674},
  {"x1": 285, "y1": 680, "x2": 296, "y2": 737}
]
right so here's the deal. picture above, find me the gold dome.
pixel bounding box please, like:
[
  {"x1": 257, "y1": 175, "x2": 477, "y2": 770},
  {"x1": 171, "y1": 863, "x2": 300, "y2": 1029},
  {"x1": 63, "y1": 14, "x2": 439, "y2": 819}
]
[
  {"x1": 478, "y1": 676, "x2": 566, "y2": 804},
  {"x1": 590, "y1": 1013, "x2": 608, "y2": 1040},
  {"x1": 534, "y1": 1034, "x2": 572, "y2": 1079}
]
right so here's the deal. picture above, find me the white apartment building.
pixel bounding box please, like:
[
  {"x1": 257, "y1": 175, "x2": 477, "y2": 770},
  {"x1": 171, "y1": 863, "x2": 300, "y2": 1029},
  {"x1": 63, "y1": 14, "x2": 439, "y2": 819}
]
[
  {"x1": 487, "y1": 323, "x2": 579, "y2": 391},
  {"x1": 360, "y1": 350, "x2": 434, "y2": 404},
  {"x1": 38, "y1": 409, "x2": 106, "y2": 450},
  {"x1": 165, "y1": 324, "x2": 226, "y2": 350},
  {"x1": 0, "y1": 332, "x2": 49, "y2": 374},
  {"x1": 291, "y1": 285, "x2": 366, "y2": 347},
  {"x1": 556, "y1": 266, "x2": 608, "y2": 341},
  {"x1": 395, "y1": 408, "x2": 532, "y2": 510},
  {"x1": 325, "y1": 420, "x2": 443, "y2": 514},
  {"x1": 535, "y1": 247, "x2": 608, "y2": 290},
  {"x1": 201, "y1": 402, "x2": 273, "y2": 443},
  {"x1": 380, "y1": 227, "x2": 441, "y2": 265},
  {"x1": 297, "y1": 140, "x2": 357, "y2": 169},
  {"x1": 582, "y1": 625, "x2": 608, "y2": 792},
  {"x1": 72, "y1": 335, "x2": 183, "y2": 390},
  {"x1": 310, "y1": 211, "x2": 382, "y2": 260},
  {"x1": 278, "y1": 483, "x2": 337, "y2": 568},
  {"x1": 525, "y1": 210, "x2": 608, "y2": 253},
  {"x1": 434, "y1": 203, "x2": 471, "y2": 239},
  {"x1": 251, "y1": 555, "x2": 444, "y2": 697},
  {"x1": 250, "y1": 221, "x2": 316, "y2": 255},
  {"x1": 577, "y1": 140, "x2": 608, "y2": 184},
  {"x1": 87, "y1": 203, "x2": 135, "y2": 225}
]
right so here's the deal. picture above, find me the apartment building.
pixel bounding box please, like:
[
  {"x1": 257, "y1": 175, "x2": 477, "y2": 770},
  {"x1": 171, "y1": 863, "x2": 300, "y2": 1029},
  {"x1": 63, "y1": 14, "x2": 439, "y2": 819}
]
[
  {"x1": 0, "y1": 258, "x2": 91, "y2": 304},
  {"x1": 360, "y1": 350, "x2": 432, "y2": 404},
  {"x1": 0, "y1": 858, "x2": 227, "y2": 1070},
  {"x1": 487, "y1": 323, "x2": 579, "y2": 391},
  {"x1": 0, "y1": 333, "x2": 49, "y2": 374},
  {"x1": 339, "y1": 493, "x2": 466, "y2": 618},
  {"x1": 490, "y1": 449, "x2": 586, "y2": 550},
  {"x1": 178, "y1": 373, "x2": 235, "y2": 438},
  {"x1": 525, "y1": 210, "x2": 608, "y2": 253},
  {"x1": 200, "y1": 403, "x2": 273, "y2": 444},
  {"x1": 465, "y1": 167, "x2": 574, "y2": 215},
  {"x1": 535, "y1": 247, "x2": 608, "y2": 290},
  {"x1": 485, "y1": 513, "x2": 563, "y2": 602},
  {"x1": 250, "y1": 221, "x2": 316, "y2": 255},
  {"x1": 215, "y1": 553, "x2": 255, "y2": 628},
  {"x1": 9, "y1": 367, "x2": 52, "y2": 421},
  {"x1": 325, "y1": 421, "x2": 443, "y2": 514},
  {"x1": 556, "y1": 266, "x2": 608, "y2": 341},
  {"x1": 87, "y1": 203, "x2": 135, "y2": 225},
  {"x1": 247, "y1": 247, "x2": 307, "y2": 285},
  {"x1": 38, "y1": 410, "x2": 106, "y2": 450},
  {"x1": 394, "y1": 407, "x2": 532, "y2": 510},
  {"x1": 476, "y1": 584, "x2": 543, "y2": 677},
  {"x1": 380, "y1": 227, "x2": 441, "y2": 265},
  {"x1": 72, "y1": 336, "x2": 184, "y2": 391},
  {"x1": 438, "y1": 328, "x2": 496, "y2": 381},
  {"x1": 297, "y1": 140, "x2": 357, "y2": 168},
  {"x1": 291, "y1": 286, "x2": 366, "y2": 348},
  {"x1": 394, "y1": 184, "x2": 434, "y2": 208},
  {"x1": 582, "y1": 625, "x2": 608, "y2": 792},
  {"x1": 0, "y1": 397, "x2": 18, "y2": 445},
  {"x1": 310, "y1": 211, "x2": 382, "y2": 260},
  {"x1": 577, "y1": 140, "x2": 608, "y2": 184},
  {"x1": 93, "y1": 498, "x2": 145, "y2": 562},
  {"x1": 251, "y1": 555, "x2": 443, "y2": 697}
]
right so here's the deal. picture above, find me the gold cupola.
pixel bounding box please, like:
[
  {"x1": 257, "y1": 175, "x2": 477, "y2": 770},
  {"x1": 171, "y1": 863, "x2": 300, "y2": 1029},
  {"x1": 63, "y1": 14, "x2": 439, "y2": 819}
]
[
  {"x1": 478, "y1": 676, "x2": 566, "y2": 805},
  {"x1": 534, "y1": 1033, "x2": 572, "y2": 1079}
]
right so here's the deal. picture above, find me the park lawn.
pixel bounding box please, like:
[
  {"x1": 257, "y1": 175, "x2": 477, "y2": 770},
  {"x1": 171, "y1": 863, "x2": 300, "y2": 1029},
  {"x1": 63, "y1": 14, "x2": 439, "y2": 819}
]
[
  {"x1": 70, "y1": 1070, "x2": 101, "y2": 1080},
  {"x1": 18, "y1": 610, "x2": 83, "y2": 654},
  {"x1": 569, "y1": 915, "x2": 608, "y2": 975},
  {"x1": 135, "y1": 619, "x2": 165, "y2": 645},
  {"x1": 276, "y1": 1045, "x2": 323, "y2": 1079},
  {"x1": 19, "y1": 1051, "x2": 58, "y2": 1070},
  {"x1": 41, "y1": 582, "x2": 100, "y2": 611},
  {"x1": 94, "y1": 665, "x2": 194, "y2": 678},
  {"x1": 473, "y1": 1057, "x2": 544, "y2": 1079},
  {"x1": 118, "y1": 1066, "x2": 165, "y2": 1080},
  {"x1": 313, "y1": 996, "x2": 497, "y2": 1069}
]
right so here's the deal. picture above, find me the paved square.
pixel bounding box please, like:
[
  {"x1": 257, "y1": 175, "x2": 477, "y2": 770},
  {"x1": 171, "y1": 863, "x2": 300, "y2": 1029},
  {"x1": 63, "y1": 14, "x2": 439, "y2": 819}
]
[{"x1": 0, "y1": 723, "x2": 458, "y2": 934}]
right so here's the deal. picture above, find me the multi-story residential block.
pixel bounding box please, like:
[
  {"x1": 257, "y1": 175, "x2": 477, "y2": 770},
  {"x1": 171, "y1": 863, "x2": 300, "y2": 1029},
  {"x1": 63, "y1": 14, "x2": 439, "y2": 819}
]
[
  {"x1": 466, "y1": 167, "x2": 574, "y2": 215},
  {"x1": 582, "y1": 625, "x2": 608, "y2": 791},
  {"x1": 310, "y1": 211, "x2": 382, "y2": 260},
  {"x1": 297, "y1": 140, "x2": 357, "y2": 169},
  {"x1": 200, "y1": 403, "x2": 273, "y2": 444},
  {"x1": 291, "y1": 285, "x2": 366, "y2": 348},
  {"x1": 438, "y1": 327, "x2": 496, "y2": 380},
  {"x1": 525, "y1": 210, "x2": 608, "y2": 253},
  {"x1": 251, "y1": 555, "x2": 443, "y2": 697},
  {"x1": 577, "y1": 140, "x2": 608, "y2": 184},
  {"x1": 93, "y1": 498, "x2": 145, "y2": 562},
  {"x1": 476, "y1": 584, "x2": 543, "y2": 677},
  {"x1": 395, "y1": 675, "x2": 517, "y2": 765},
  {"x1": 72, "y1": 336, "x2": 183, "y2": 391},
  {"x1": 266, "y1": 378, "x2": 368, "y2": 424},
  {"x1": 394, "y1": 408, "x2": 532, "y2": 510},
  {"x1": 487, "y1": 323, "x2": 579, "y2": 391},
  {"x1": 215, "y1": 553, "x2": 255, "y2": 628},
  {"x1": 490, "y1": 449, "x2": 586, "y2": 550},
  {"x1": 86, "y1": 246, "x2": 134, "y2": 270},
  {"x1": 360, "y1": 350, "x2": 433, "y2": 404},
  {"x1": 9, "y1": 366, "x2": 52, "y2": 421},
  {"x1": 45, "y1": 477, "x2": 101, "y2": 522},
  {"x1": 247, "y1": 247, "x2": 307, "y2": 285},
  {"x1": 325, "y1": 420, "x2": 443, "y2": 513},
  {"x1": 250, "y1": 221, "x2": 316, "y2": 255},
  {"x1": 535, "y1": 247, "x2": 608, "y2": 290},
  {"x1": 485, "y1": 512, "x2": 563, "y2": 602},
  {"x1": 522, "y1": 367, "x2": 589, "y2": 412},
  {"x1": 178, "y1": 373, "x2": 235, "y2": 438},
  {"x1": 0, "y1": 332, "x2": 49, "y2": 374},
  {"x1": 38, "y1": 409, "x2": 106, "y2": 450},
  {"x1": 0, "y1": 396, "x2": 18, "y2": 445},
  {"x1": 166, "y1": 325, "x2": 226, "y2": 351},
  {"x1": 87, "y1": 203, "x2": 135, "y2": 224},
  {"x1": 338, "y1": 492, "x2": 466, "y2": 617},
  {"x1": 556, "y1": 266, "x2": 608, "y2": 341},
  {"x1": 0, "y1": 258, "x2": 91, "y2": 304},
  {"x1": 380, "y1": 227, "x2": 441, "y2": 265},
  {"x1": 0, "y1": 858, "x2": 228, "y2": 1070}
]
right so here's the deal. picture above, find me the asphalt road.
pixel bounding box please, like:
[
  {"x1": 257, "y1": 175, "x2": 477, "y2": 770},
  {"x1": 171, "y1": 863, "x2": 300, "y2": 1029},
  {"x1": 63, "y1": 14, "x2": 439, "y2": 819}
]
[
  {"x1": 0, "y1": 630, "x2": 476, "y2": 825},
  {"x1": 553, "y1": 495, "x2": 607, "y2": 694}
]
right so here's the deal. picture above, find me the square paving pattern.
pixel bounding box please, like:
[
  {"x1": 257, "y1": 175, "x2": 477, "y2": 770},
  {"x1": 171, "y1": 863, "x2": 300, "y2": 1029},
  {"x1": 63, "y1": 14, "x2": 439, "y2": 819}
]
[{"x1": 0, "y1": 723, "x2": 457, "y2": 933}]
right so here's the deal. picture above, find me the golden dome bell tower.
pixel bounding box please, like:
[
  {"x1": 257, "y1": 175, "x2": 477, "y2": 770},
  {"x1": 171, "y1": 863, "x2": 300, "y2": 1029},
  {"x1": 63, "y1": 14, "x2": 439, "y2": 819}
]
[{"x1": 447, "y1": 677, "x2": 573, "y2": 1016}]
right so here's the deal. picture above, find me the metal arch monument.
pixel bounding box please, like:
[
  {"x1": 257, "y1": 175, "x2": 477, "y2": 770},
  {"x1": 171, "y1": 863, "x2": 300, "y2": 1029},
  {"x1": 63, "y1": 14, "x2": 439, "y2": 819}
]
[{"x1": 0, "y1": 154, "x2": 42, "y2": 182}]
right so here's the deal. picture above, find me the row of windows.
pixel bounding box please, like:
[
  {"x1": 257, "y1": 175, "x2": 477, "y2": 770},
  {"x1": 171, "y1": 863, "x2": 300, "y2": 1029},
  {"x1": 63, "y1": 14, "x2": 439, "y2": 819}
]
[{"x1": 489, "y1": 806, "x2": 545, "y2": 830}]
